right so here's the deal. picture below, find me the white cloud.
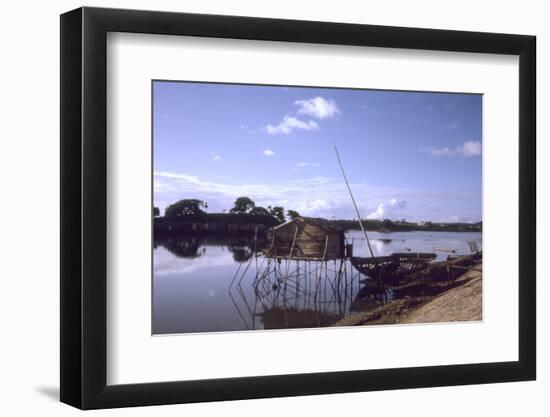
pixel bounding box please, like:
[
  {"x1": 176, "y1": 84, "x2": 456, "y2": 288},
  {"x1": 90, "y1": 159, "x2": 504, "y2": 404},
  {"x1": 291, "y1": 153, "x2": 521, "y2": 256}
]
[
  {"x1": 458, "y1": 140, "x2": 482, "y2": 157},
  {"x1": 367, "y1": 198, "x2": 407, "y2": 220},
  {"x1": 449, "y1": 215, "x2": 475, "y2": 223},
  {"x1": 263, "y1": 149, "x2": 275, "y2": 156},
  {"x1": 297, "y1": 162, "x2": 320, "y2": 167},
  {"x1": 154, "y1": 171, "x2": 480, "y2": 221},
  {"x1": 293, "y1": 198, "x2": 335, "y2": 217},
  {"x1": 295, "y1": 96, "x2": 340, "y2": 119},
  {"x1": 265, "y1": 115, "x2": 318, "y2": 135},
  {"x1": 264, "y1": 97, "x2": 338, "y2": 135},
  {"x1": 425, "y1": 147, "x2": 453, "y2": 156},
  {"x1": 422, "y1": 140, "x2": 482, "y2": 158},
  {"x1": 211, "y1": 152, "x2": 221, "y2": 161}
]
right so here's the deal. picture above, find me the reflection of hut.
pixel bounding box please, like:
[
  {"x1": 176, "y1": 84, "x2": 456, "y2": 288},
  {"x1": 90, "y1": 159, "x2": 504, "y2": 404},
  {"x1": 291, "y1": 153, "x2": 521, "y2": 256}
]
[
  {"x1": 259, "y1": 307, "x2": 342, "y2": 329},
  {"x1": 264, "y1": 217, "x2": 345, "y2": 260}
]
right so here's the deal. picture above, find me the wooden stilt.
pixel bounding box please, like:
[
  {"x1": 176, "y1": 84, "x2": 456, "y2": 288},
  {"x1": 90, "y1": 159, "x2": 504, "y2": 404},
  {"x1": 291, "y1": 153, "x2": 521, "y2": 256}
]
[{"x1": 314, "y1": 235, "x2": 329, "y2": 303}]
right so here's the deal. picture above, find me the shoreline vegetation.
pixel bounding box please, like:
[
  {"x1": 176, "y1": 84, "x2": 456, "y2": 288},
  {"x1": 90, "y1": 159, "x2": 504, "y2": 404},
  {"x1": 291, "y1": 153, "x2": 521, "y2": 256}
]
[{"x1": 154, "y1": 197, "x2": 482, "y2": 236}]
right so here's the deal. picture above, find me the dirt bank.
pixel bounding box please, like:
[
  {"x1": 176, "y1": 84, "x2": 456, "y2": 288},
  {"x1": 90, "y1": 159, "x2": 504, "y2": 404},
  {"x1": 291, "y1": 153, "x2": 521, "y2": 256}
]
[
  {"x1": 333, "y1": 263, "x2": 482, "y2": 327},
  {"x1": 402, "y1": 269, "x2": 481, "y2": 323}
]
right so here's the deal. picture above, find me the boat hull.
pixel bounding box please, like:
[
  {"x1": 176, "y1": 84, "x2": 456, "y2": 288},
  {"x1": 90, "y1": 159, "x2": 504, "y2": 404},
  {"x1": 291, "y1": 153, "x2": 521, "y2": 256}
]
[{"x1": 351, "y1": 252, "x2": 437, "y2": 282}]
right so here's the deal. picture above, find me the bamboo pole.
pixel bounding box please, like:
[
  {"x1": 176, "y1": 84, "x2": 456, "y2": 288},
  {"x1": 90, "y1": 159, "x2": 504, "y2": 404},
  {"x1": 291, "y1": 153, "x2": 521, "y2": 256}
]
[
  {"x1": 314, "y1": 235, "x2": 329, "y2": 302},
  {"x1": 333, "y1": 143, "x2": 374, "y2": 257},
  {"x1": 253, "y1": 225, "x2": 259, "y2": 271},
  {"x1": 229, "y1": 262, "x2": 244, "y2": 290},
  {"x1": 284, "y1": 227, "x2": 299, "y2": 278}
]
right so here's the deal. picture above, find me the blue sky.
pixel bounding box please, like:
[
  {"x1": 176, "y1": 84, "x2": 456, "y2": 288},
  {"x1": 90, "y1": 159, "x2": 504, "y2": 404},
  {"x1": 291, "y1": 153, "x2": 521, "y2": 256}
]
[{"x1": 153, "y1": 81, "x2": 482, "y2": 222}]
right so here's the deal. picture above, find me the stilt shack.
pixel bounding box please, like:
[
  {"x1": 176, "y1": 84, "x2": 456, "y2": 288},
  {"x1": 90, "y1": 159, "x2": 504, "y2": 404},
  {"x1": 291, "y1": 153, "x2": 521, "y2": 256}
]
[{"x1": 264, "y1": 217, "x2": 345, "y2": 260}]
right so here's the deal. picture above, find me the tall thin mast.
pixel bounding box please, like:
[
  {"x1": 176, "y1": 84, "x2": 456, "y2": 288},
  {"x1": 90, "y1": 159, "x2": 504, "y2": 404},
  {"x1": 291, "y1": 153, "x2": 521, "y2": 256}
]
[{"x1": 334, "y1": 143, "x2": 374, "y2": 257}]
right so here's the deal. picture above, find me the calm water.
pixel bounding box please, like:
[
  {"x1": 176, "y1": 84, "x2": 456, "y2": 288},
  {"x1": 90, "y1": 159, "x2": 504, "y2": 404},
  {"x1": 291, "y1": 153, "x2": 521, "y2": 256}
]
[{"x1": 153, "y1": 231, "x2": 482, "y2": 334}]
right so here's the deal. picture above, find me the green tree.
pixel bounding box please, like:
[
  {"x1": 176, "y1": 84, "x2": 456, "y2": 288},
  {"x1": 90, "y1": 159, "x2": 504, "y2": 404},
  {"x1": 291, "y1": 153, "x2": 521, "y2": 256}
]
[
  {"x1": 230, "y1": 197, "x2": 255, "y2": 214},
  {"x1": 250, "y1": 206, "x2": 270, "y2": 216},
  {"x1": 382, "y1": 218, "x2": 393, "y2": 230},
  {"x1": 268, "y1": 206, "x2": 286, "y2": 223},
  {"x1": 153, "y1": 207, "x2": 160, "y2": 217},
  {"x1": 165, "y1": 199, "x2": 207, "y2": 218},
  {"x1": 287, "y1": 209, "x2": 300, "y2": 220}
]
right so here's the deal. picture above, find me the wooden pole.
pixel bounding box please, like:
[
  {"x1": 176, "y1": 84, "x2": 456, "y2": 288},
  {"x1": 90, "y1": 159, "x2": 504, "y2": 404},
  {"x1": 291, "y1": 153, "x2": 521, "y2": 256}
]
[
  {"x1": 283, "y1": 226, "x2": 300, "y2": 299},
  {"x1": 314, "y1": 235, "x2": 329, "y2": 302},
  {"x1": 333, "y1": 143, "x2": 374, "y2": 257},
  {"x1": 253, "y1": 225, "x2": 258, "y2": 271}
]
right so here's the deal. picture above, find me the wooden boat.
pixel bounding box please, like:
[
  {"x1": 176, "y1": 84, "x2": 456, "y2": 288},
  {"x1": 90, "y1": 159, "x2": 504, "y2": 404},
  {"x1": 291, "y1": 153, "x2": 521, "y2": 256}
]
[{"x1": 351, "y1": 252, "x2": 437, "y2": 281}]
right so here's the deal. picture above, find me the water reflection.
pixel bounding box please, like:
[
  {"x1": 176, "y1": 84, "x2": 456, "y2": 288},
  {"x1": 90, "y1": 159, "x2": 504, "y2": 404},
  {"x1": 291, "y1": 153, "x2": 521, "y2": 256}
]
[
  {"x1": 153, "y1": 231, "x2": 482, "y2": 334},
  {"x1": 157, "y1": 236, "x2": 265, "y2": 262},
  {"x1": 159, "y1": 238, "x2": 203, "y2": 259},
  {"x1": 349, "y1": 230, "x2": 482, "y2": 261},
  {"x1": 230, "y1": 257, "x2": 359, "y2": 330}
]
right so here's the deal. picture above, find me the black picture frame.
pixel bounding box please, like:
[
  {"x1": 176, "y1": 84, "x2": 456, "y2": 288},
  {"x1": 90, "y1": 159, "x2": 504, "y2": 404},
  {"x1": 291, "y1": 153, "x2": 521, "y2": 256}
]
[{"x1": 60, "y1": 6, "x2": 536, "y2": 410}]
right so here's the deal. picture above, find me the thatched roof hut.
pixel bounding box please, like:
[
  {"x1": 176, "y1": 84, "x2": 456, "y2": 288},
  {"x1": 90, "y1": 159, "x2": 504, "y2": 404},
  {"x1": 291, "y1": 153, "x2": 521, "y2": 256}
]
[{"x1": 264, "y1": 217, "x2": 345, "y2": 260}]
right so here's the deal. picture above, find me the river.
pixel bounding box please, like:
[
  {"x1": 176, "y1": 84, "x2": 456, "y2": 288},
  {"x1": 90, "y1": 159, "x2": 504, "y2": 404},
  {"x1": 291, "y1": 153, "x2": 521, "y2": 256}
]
[{"x1": 153, "y1": 230, "x2": 482, "y2": 334}]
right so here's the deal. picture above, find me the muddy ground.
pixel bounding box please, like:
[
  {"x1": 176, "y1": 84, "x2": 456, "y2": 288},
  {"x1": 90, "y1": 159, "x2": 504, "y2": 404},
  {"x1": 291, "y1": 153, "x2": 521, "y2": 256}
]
[{"x1": 333, "y1": 262, "x2": 482, "y2": 326}]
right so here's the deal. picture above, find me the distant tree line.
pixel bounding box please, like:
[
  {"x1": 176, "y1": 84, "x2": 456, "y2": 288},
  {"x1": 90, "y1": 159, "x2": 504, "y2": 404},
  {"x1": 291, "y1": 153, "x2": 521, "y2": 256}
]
[
  {"x1": 153, "y1": 197, "x2": 481, "y2": 233},
  {"x1": 331, "y1": 218, "x2": 482, "y2": 233},
  {"x1": 154, "y1": 197, "x2": 301, "y2": 227}
]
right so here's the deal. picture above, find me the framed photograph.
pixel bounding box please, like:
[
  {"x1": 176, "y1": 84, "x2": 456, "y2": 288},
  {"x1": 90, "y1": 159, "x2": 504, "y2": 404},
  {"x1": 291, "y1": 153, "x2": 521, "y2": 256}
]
[{"x1": 60, "y1": 6, "x2": 536, "y2": 409}]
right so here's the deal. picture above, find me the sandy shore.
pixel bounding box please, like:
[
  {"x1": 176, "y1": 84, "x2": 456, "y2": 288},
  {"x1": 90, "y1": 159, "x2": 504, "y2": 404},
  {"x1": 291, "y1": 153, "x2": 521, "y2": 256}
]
[
  {"x1": 333, "y1": 261, "x2": 482, "y2": 326},
  {"x1": 402, "y1": 268, "x2": 481, "y2": 323}
]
